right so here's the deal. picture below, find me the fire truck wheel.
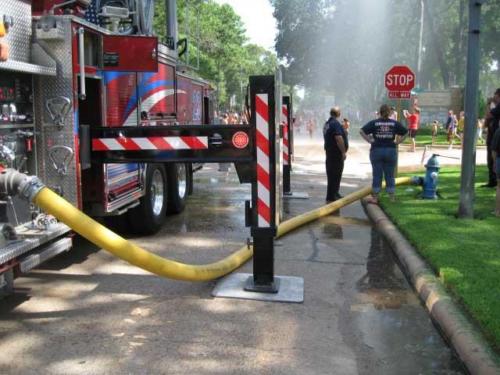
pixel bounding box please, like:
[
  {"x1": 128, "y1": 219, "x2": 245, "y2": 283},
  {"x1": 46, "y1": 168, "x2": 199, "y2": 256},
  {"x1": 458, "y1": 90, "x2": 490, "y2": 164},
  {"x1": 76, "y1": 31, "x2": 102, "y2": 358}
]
[
  {"x1": 166, "y1": 163, "x2": 188, "y2": 214},
  {"x1": 187, "y1": 163, "x2": 194, "y2": 196},
  {"x1": 0, "y1": 270, "x2": 14, "y2": 297},
  {"x1": 127, "y1": 164, "x2": 167, "y2": 234}
]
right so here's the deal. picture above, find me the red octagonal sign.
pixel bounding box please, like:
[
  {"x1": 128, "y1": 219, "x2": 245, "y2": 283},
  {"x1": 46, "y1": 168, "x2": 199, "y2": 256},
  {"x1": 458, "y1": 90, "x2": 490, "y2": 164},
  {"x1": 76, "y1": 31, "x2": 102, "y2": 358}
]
[{"x1": 385, "y1": 65, "x2": 415, "y2": 92}]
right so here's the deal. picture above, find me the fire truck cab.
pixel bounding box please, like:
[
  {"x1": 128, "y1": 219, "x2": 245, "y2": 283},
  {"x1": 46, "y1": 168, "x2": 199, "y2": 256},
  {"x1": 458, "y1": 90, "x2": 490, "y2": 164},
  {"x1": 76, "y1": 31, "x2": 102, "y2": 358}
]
[{"x1": 0, "y1": 0, "x2": 214, "y2": 295}]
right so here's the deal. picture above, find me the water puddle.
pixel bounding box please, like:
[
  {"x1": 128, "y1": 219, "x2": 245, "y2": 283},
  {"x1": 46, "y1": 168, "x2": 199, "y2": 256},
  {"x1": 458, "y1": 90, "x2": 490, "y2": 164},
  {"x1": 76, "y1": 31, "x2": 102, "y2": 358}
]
[{"x1": 343, "y1": 227, "x2": 465, "y2": 374}]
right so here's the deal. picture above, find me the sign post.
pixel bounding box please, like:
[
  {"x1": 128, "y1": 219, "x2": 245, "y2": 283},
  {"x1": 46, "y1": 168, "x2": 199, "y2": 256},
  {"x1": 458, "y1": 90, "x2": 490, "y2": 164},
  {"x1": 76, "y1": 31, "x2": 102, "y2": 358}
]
[
  {"x1": 282, "y1": 96, "x2": 292, "y2": 195},
  {"x1": 282, "y1": 95, "x2": 308, "y2": 199},
  {"x1": 458, "y1": 0, "x2": 483, "y2": 219},
  {"x1": 212, "y1": 74, "x2": 304, "y2": 303},
  {"x1": 385, "y1": 65, "x2": 416, "y2": 173}
]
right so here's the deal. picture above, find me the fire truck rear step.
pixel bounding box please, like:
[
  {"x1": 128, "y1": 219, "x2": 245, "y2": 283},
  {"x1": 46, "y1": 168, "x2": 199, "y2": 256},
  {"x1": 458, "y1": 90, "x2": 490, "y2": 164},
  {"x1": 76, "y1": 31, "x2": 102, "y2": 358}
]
[
  {"x1": 19, "y1": 237, "x2": 72, "y2": 273},
  {"x1": 0, "y1": 223, "x2": 71, "y2": 265}
]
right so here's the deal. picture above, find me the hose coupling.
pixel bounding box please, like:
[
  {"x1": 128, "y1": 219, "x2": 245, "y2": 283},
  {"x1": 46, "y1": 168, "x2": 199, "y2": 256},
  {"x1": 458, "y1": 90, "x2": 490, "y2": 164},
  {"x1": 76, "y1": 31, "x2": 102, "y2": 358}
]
[
  {"x1": 0, "y1": 169, "x2": 45, "y2": 202},
  {"x1": 19, "y1": 176, "x2": 45, "y2": 202},
  {"x1": 411, "y1": 176, "x2": 424, "y2": 186}
]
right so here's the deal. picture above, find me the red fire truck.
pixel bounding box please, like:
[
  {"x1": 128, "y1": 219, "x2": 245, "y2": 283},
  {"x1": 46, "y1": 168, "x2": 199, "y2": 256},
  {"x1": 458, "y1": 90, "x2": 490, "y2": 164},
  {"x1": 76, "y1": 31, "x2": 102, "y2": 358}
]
[{"x1": 0, "y1": 0, "x2": 214, "y2": 295}]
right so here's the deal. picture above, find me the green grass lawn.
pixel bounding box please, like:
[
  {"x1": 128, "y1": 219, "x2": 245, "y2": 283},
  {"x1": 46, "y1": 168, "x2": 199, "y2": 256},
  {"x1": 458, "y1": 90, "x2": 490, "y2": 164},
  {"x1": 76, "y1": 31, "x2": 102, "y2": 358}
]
[
  {"x1": 404, "y1": 133, "x2": 451, "y2": 146},
  {"x1": 401, "y1": 126, "x2": 488, "y2": 147},
  {"x1": 403, "y1": 132, "x2": 486, "y2": 147},
  {"x1": 380, "y1": 166, "x2": 500, "y2": 351}
]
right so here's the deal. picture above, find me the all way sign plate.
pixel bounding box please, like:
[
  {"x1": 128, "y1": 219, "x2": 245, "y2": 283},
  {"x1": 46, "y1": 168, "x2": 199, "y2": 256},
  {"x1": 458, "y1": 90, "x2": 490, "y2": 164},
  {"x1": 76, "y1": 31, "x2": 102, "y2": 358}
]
[{"x1": 388, "y1": 91, "x2": 411, "y2": 99}]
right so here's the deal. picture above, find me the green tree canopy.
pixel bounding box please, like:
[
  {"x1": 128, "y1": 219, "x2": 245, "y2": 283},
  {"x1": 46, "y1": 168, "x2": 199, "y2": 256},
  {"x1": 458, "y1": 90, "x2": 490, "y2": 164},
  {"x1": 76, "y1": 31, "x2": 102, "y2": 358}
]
[
  {"x1": 272, "y1": 0, "x2": 500, "y2": 111},
  {"x1": 154, "y1": 0, "x2": 278, "y2": 110}
]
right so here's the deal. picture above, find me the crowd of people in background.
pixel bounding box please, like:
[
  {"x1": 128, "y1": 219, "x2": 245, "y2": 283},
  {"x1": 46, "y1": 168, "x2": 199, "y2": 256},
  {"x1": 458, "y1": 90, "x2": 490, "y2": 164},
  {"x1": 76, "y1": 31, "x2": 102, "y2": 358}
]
[
  {"x1": 214, "y1": 110, "x2": 249, "y2": 172},
  {"x1": 431, "y1": 109, "x2": 486, "y2": 150},
  {"x1": 323, "y1": 104, "x2": 407, "y2": 204},
  {"x1": 216, "y1": 110, "x2": 249, "y2": 125},
  {"x1": 217, "y1": 89, "x2": 500, "y2": 216},
  {"x1": 321, "y1": 87, "x2": 500, "y2": 215},
  {"x1": 294, "y1": 109, "x2": 361, "y2": 139}
]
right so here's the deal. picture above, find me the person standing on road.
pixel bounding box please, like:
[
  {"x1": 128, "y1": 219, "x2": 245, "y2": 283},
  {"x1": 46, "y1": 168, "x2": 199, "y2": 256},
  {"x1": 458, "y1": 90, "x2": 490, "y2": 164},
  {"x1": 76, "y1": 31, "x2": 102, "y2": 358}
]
[
  {"x1": 342, "y1": 118, "x2": 350, "y2": 134},
  {"x1": 476, "y1": 118, "x2": 484, "y2": 145},
  {"x1": 447, "y1": 113, "x2": 458, "y2": 150},
  {"x1": 403, "y1": 106, "x2": 420, "y2": 152},
  {"x1": 483, "y1": 90, "x2": 500, "y2": 187},
  {"x1": 389, "y1": 107, "x2": 398, "y2": 121},
  {"x1": 307, "y1": 119, "x2": 315, "y2": 139},
  {"x1": 445, "y1": 109, "x2": 456, "y2": 134},
  {"x1": 445, "y1": 110, "x2": 454, "y2": 131},
  {"x1": 323, "y1": 107, "x2": 348, "y2": 202},
  {"x1": 360, "y1": 104, "x2": 408, "y2": 203},
  {"x1": 457, "y1": 111, "x2": 465, "y2": 147},
  {"x1": 431, "y1": 120, "x2": 439, "y2": 146},
  {"x1": 477, "y1": 118, "x2": 484, "y2": 144}
]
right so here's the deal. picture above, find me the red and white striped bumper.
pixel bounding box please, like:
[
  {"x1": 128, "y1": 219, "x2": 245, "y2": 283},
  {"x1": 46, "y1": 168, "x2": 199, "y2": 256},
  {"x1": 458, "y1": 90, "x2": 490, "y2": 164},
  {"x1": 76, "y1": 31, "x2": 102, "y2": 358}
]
[{"x1": 93, "y1": 136, "x2": 209, "y2": 151}]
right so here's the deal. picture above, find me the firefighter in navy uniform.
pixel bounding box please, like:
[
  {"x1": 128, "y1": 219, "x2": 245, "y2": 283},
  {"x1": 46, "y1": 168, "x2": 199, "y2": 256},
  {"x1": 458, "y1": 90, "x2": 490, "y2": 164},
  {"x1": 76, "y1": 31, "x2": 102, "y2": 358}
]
[{"x1": 323, "y1": 107, "x2": 348, "y2": 202}]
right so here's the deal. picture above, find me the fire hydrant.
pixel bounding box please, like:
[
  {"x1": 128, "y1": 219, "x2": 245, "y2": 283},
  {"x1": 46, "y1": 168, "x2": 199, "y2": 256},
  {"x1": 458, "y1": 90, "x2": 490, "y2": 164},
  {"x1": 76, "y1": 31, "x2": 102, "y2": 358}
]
[{"x1": 423, "y1": 154, "x2": 440, "y2": 199}]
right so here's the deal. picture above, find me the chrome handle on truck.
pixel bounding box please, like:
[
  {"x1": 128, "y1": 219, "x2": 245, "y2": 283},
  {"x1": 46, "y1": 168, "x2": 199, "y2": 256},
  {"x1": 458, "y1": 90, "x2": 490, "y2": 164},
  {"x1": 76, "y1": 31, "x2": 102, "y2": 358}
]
[
  {"x1": 48, "y1": 145, "x2": 74, "y2": 176},
  {"x1": 46, "y1": 96, "x2": 71, "y2": 129},
  {"x1": 78, "y1": 27, "x2": 86, "y2": 100}
]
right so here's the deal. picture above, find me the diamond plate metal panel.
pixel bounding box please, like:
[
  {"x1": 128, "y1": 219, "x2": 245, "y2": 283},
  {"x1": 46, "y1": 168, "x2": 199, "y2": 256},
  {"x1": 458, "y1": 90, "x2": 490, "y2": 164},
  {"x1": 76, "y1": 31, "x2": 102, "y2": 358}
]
[
  {"x1": 0, "y1": 60, "x2": 57, "y2": 76},
  {"x1": 2, "y1": 0, "x2": 32, "y2": 63},
  {"x1": 34, "y1": 19, "x2": 80, "y2": 207},
  {"x1": 19, "y1": 237, "x2": 72, "y2": 273},
  {"x1": 0, "y1": 223, "x2": 70, "y2": 264},
  {"x1": 35, "y1": 25, "x2": 66, "y2": 41}
]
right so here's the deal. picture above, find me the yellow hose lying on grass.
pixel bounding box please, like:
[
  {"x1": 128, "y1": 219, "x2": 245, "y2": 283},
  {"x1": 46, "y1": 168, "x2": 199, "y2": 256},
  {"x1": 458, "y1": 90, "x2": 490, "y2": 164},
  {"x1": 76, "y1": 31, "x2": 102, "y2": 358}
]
[{"x1": 33, "y1": 177, "x2": 412, "y2": 281}]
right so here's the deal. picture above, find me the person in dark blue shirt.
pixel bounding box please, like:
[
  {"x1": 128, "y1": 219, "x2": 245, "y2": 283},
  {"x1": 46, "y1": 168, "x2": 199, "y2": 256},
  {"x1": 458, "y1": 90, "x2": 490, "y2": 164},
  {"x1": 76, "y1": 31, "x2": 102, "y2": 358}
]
[
  {"x1": 360, "y1": 104, "x2": 407, "y2": 203},
  {"x1": 323, "y1": 107, "x2": 348, "y2": 202},
  {"x1": 491, "y1": 126, "x2": 500, "y2": 217},
  {"x1": 483, "y1": 88, "x2": 500, "y2": 187}
]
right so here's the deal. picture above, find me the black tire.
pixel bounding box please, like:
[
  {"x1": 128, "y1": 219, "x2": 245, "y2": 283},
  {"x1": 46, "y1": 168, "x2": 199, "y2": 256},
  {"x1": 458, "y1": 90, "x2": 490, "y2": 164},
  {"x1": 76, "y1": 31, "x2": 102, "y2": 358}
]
[
  {"x1": 187, "y1": 163, "x2": 194, "y2": 196},
  {"x1": 127, "y1": 164, "x2": 167, "y2": 235},
  {"x1": 104, "y1": 213, "x2": 130, "y2": 234},
  {"x1": 0, "y1": 270, "x2": 14, "y2": 298},
  {"x1": 166, "y1": 163, "x2": 189, "y2": 214}
]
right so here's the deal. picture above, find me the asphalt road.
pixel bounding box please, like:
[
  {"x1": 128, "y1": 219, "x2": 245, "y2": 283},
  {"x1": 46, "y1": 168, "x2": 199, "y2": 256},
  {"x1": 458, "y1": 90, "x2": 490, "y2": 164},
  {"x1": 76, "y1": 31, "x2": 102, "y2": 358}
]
[{"x1": 0, "y1": 135, "x2": 470, "y2": 374}]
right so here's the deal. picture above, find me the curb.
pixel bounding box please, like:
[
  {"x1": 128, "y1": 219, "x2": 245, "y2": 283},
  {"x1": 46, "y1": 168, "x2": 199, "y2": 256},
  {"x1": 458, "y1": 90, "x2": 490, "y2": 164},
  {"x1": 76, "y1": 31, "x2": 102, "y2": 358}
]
[{"x1": 362, "y1": 199, "x2": 500, "y2": 375}]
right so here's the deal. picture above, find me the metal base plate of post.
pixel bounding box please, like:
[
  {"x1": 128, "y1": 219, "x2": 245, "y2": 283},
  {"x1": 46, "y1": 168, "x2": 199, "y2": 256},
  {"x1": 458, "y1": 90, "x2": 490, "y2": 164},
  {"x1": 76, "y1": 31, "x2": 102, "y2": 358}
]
[
  {"x1": 212, "y1": 273, "x2": 304, "y2": 303},
  {"x1": 283, "y1": 191, "x2": 309, "y2": 199},
  {"x1": 244, "y1": 275, "x2": 280, "y2": 293}
]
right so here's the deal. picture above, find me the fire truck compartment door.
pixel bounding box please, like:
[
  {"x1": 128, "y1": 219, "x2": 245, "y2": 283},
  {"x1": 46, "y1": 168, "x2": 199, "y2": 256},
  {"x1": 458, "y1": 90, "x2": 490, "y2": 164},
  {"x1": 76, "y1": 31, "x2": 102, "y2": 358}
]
[{"x1": 102, "y1": 35, "x2": 158, "y2": 72}]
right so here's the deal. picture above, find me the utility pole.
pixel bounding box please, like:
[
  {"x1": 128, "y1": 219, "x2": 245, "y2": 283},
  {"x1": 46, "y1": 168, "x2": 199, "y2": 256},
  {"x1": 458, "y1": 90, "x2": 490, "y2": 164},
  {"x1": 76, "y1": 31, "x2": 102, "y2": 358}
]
[
  {"x1": 458, "y1": 0, "x2": 484, "y2": 218},
  {"x1": 417, "y1": 0, "x2": 425, "y2": 88}
]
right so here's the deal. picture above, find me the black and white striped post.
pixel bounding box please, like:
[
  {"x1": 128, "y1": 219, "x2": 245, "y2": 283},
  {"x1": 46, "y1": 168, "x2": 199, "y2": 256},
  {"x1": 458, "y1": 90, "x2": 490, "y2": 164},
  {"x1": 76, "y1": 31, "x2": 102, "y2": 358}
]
[{"x1": 282, "y1": 96, "x2": 292, "y2": 195}]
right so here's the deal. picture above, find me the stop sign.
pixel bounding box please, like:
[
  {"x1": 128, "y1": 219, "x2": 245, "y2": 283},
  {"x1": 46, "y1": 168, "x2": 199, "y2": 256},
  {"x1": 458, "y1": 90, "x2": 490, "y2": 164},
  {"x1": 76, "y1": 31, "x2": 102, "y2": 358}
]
[{"x1": 385, "y1": 65, "x2": 415, "y2": 92}]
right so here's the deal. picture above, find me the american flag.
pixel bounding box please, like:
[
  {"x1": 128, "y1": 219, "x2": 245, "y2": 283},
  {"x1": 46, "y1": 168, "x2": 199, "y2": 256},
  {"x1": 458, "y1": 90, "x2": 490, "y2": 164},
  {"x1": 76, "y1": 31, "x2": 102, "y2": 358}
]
[{"x1": 84, "y1": 0, "x2": 100, "y2": 25}]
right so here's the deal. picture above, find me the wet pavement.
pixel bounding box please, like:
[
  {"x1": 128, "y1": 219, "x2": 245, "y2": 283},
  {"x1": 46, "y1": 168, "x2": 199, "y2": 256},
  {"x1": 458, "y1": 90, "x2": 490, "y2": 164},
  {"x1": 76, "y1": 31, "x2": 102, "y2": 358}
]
[{"x1": 0, "y1": 136, "x2": 466, "y2": 374}]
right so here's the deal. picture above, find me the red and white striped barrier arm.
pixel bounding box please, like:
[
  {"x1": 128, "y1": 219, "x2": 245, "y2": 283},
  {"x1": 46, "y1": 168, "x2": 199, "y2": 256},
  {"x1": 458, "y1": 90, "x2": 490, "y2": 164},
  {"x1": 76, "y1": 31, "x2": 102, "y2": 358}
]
[
  {"x1": 256, "y1": 94, "x2": 271, "y2": 228},
  {"x1": 282, "y1": 104, "x2": 289, "y2": 166},
  {"x1": 93, "y1": 136, "x2": 208, "y2": 151}
]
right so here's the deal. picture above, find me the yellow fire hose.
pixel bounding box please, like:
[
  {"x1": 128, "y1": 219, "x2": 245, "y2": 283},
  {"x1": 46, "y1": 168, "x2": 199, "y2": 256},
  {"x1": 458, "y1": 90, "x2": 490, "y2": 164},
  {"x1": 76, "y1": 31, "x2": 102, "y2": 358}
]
[{"x1": 32, "y1": 177, "x2": 411, "y2": 281}]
